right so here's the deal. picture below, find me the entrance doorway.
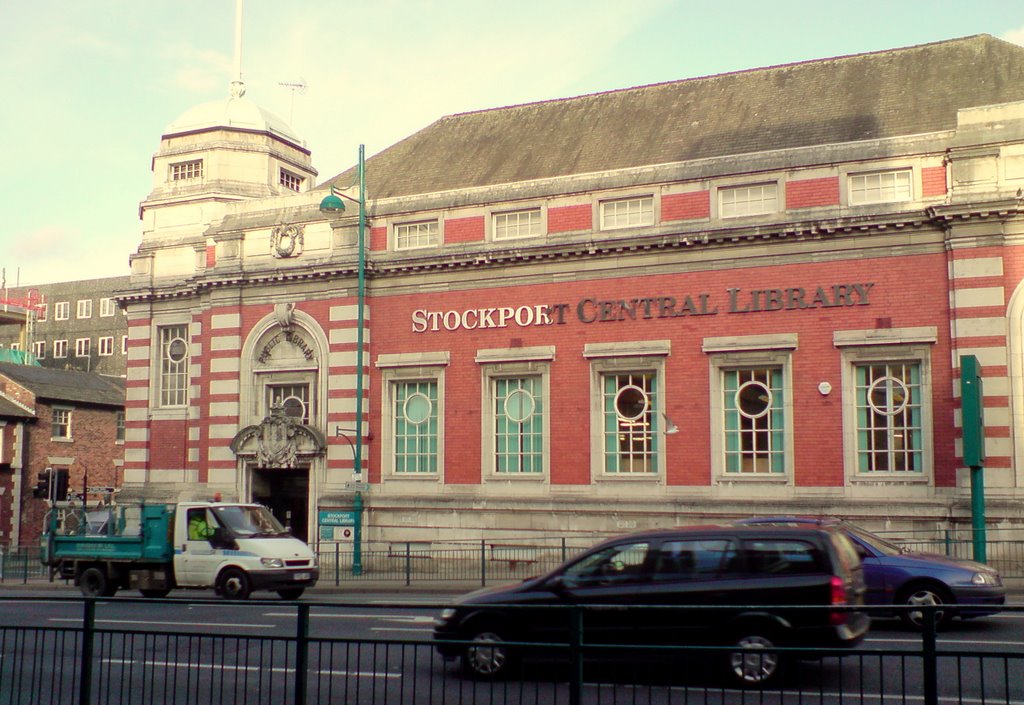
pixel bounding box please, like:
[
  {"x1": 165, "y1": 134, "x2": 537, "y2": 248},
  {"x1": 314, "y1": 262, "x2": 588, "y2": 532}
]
[{"x1": 252, "y1": 467, "x2": 309, "y2": 542}]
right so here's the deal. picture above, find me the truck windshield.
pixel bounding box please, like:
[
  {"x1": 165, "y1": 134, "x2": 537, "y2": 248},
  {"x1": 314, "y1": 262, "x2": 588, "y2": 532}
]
[{"x1": 212, "y1": 506, "x2": 289, "y2": 537}]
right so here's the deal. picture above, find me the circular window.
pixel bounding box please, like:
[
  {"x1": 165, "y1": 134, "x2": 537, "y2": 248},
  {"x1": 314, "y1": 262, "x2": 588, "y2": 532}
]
[
  {"x1": 504, "y1": 389, "x2": 536, "y2": 423},
  {"x1": 403, "y1": 392, "x2": 432, "y2": 425},
  {"x1": 281, "y1": 396, "x2": 306, "y2": 419},
  {"x1": 868, "y1": 377, "x2": 909, "y2": 416},
  {"x1": 166, "y1": 337, "x2": 188, "y2": 363},
  {"x1": 736, "y1": 381, "x2": 772, "y2": 419},
  {"x1": 615, "y1": 385, "x2": 649, "y2": 421}
]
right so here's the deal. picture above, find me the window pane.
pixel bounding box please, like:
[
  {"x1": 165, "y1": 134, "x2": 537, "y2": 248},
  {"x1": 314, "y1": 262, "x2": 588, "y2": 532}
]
[
  {"x1": 159, "y1": 324, "x2": 189, "y2": 407},
  {"x1": 601, "y1": 197, "x2": 654, "y2": 229},
  {"x1": 724, "y1": 367, "x2": 784, "y2": 473},
  {"x1": 494, "y1": 377, "x2": 543, "y2": 473},
  {"x1": 603, "y1": 372, "x2": 657, "y2": 473},
  {"x1": 855, "y1": 362, "x2": 922, "y2": 472},
  {"x1": 720, "y1": 183, "x2": 778, "y2": 218},
  {"x1": 394, "y1": 380, "x2": 438, "y2": 472},
  {"x1": 849, "y1": 170, "x2": 912, "y2": 205},
  {"x1": 395, "y1": 221, "x2": 439, "y2": 249},
  {"x1": 494, "y1": 209, "x2": 541, "y2": 240}
]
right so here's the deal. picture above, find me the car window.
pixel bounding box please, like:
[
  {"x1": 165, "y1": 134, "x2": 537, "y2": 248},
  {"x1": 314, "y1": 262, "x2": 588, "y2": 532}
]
[
  {"x1": 562, "y1": 541, "x2": 650, "y2": 586},
  {"x1": 829, "y1": 531, "x2": 862, "y2": 576},
  {"x1": 843, "y1": 523, "x2": 903, "y2": 556},
  {"x1": 652, "y1": 539, "x2": 737, "y2": 581},
  {"x1": 742, "y1": 539, "x2": 824, "y2": 575}
]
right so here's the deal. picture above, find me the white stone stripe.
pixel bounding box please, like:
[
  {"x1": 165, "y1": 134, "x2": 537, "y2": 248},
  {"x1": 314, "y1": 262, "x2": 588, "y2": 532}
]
[
  {"x1": 209, "y1": 423, "x2": 240, "y2": 440},
  {"x1": 330, "y1": 304, "x2": 370, "y2": 322},
  {"x1": 211, "y1": 313, "x2": 241, "y2": 329},
  {"x1": 330, "y1": 328, "x2": 372, "y2": 345},
  {"x1": 949, "y1": 287, "x2": 1005, "y2": 309},
  {"x1": 210, "y1": 334, "x2": 241, "y2": 351},
  {"x1": 950, "y1": 347, "x2": 1007, "y2": 368},
  {"x1": 210, "y1": 357, "x2": 240, "y2": 373},
  {"x1": 949, "y1": 317, "x2": 1006, "y2": 338},
  {"x1": 955, "y1": 407, "x2": 1010, "y2": 427},
  {"x1": 949, "y1": 257, "x2": 1003, "y2": 279},
  {"x1": 953, "y1": 375, "x2": 1009, "y2": 397},
  {"x1": 955, "y1": 437, "x2": 1011, "y2": 458}
]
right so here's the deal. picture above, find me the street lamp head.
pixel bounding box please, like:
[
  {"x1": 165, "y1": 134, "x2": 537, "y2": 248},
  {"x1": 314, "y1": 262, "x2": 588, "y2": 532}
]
[{"x1": 319, "y1": 193, "x2": 346, "y2": 213}]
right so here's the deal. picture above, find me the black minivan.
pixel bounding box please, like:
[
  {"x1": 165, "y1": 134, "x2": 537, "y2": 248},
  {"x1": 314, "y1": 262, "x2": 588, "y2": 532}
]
[{"x1": 434, "y1": 525, "x2": 869, "y2": 686}]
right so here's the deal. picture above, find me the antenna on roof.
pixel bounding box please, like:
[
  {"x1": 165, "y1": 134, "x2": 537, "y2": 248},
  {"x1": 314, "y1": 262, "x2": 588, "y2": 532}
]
[
  {"x1": 229, "y1": 0, "x2": 246, "y2": 98},
  {"x1": 278, "y1": 79, "x2": 307, "y2": 124}
]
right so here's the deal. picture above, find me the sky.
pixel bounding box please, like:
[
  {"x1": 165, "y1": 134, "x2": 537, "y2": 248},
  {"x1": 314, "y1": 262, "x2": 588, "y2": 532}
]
[{"x1": 2, "y1": 1, "x2": 1024, "y2": 287}]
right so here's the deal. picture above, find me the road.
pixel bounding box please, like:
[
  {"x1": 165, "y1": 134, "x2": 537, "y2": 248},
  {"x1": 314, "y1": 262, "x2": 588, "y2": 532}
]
[{"x1": 1, "y1": 588, "x2": 1022, "y2": 704}]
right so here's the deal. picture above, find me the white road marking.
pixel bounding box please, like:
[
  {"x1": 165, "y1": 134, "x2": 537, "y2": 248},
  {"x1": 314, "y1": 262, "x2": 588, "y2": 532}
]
[
  {"x1": 101, "y1": 659, "x2": 399, "y2": 678},
  {"x1": 49, "y1": 618, "x2": 273, "y2": 629},
  {"x1": 265, "y1": 611, "x2": 434, "y2": 623}
]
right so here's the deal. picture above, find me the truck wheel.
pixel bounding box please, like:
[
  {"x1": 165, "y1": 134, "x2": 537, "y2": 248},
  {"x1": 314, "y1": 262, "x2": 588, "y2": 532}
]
[
  {"x1": 80, "y1": 567, "x2": 116, "y2": 598},
  {"x1": 277, "y1": 588, "x2": 305, "y2": 600},
  {"x1": 217, "y1": 568, "x2": 251, "y2": 600}
]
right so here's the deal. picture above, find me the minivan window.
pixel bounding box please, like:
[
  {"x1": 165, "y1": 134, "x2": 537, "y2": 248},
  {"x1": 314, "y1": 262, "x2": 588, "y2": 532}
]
[
  {"x1": 743, "y1": 539, "x2": 823, "y2": 575},
  {"x1": 562, "y1": 541, "x2": 650, "y2": 586},
  {"x1": 829, "y1": 531, "x2": 862, "y2": 575},
  {"x1": 652, "y1": 539, "x2": 737, "y2": 581}
]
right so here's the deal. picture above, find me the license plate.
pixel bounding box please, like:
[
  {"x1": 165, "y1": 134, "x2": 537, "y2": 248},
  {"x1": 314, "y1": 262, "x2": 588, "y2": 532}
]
[{"x1": 293, "y1": 572, "x2": 311, "y2": 581}]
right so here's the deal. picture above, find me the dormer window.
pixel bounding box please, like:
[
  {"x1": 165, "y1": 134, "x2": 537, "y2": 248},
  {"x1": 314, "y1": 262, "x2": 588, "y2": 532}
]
[
  {"x1": 280, "y1": 169, "x2": 304, "y2": 192},
  {"x1": 170, "y1": 160, "x2": 203, "y2": 182}
]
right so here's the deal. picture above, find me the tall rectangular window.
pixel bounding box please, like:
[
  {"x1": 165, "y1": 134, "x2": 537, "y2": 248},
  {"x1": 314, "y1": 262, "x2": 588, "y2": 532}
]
[
  {"x1": 52, "y1": 408, "x2": 72, "y2": 439},
  {"x1": 33, "y1": 341, "x2": 45, "y2": 359},
  {"x1": 720, "y1": 183, "x2": 778, "y2": 218},
  {"x1": 392, "y1": 380, "x2": 439, "y2": 473},
  {"x1": 723, "y1": 368, "x2": 785, "y2": 473},
  {"x1": 494, "y1": 377, "x2": 544, "y2": 473},
  {"x1": 121, "y1": 335, "x2": 129, "y2": 354},
  {"x1": 158, "y1": 324, "x2": 189, "y2": 407},
  {"x1": 600, "y1": 196, "x2": 654, "y2": 230},
  {"x1": 116, "y1": 411, "x2": 126, "y2": 442},
  {"x1": 54, "y1": 302, "x2": 70, "y2": 321},
  {"x1": 602, "y1": 372, "x2": 658, "y2": 473},
  {"x1": 77, "y1": 299, "x2": 92, "y2": 319},
  {"x1": 99, "y1": 297, "x2": 116, "y2": 317},
  {"x1": 171, "y1": 160, "x2": 203, "y2": 181},
  {"x1": 75, "y1": 338, "x2": 90, "y2": 358},
  {"x1": 849, "y1": 169, "x2": 912, "y2": 205},
  {"x1": 395, "y1": 220, "x2": 439, "y2": 250},
  {"x1": 38, "y1": 304, "x2": 47, "y2": 322},
  {"x1": 98, "y1": 336, "x2": 114, "y2": 356},
  {"x1": 54, "y1": 339, "x2": 68, "y2": 358},
  {"x1": 493, "y1": 209, "x2": 541, "y2": 240},
  {"x1": 855, "y1": 362, "x2": 923, "y2": 473}
]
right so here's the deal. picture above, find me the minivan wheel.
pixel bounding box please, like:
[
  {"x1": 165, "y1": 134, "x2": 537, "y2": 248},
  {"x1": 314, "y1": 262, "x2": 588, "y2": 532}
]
[
  {"x1": 461, "y1": 628, "x2": 513, "y2": 680},
  {"x1": 217, "y1": 568, "x2": 251, "y2": 600},
  {"x1": 898, "y1": 585, "x2": 952, "y2": 629},
  {"x1": 728, "y1": 633, "x2": 782, "y2": 686}
]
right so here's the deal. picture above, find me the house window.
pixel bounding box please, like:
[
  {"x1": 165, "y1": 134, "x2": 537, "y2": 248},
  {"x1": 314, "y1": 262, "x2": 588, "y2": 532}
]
[
  {"x1": 395, "y1": 220, "x2": 439, "y2": 250},
  {"x1": 494, "y1": 377, "x2": 544, "y2": 473},
  {"x1": 279, "y1": 169, "x2": 303, "y2": 192},
  {"x1": 99, "y1": 297, "x2": 116, "y2": 317},
  {"x1": 849, "y1": 169, "x2": 912, "y2": 206},
  {"x1": 493, "y1": 209, "x2": 541, "y2": 240},
  {"x1": 54, "y1": 302, "x2": 70, "y2": 321},
  {"x1": 158, "y1": 324, "x2": 189, "y2": 407},
  {"x1": 77, "y1": 300, "x2": 92, "y2": 319},
  {"x1": 723, "y1": 367, "x2": 785, "y2": 473},
  {"x1": 116, "y1": 411, "x2": 126, "y2": 442},
  {"x1": 37, "y1": 304, "x2": 47, "y2": 322},
  {"x1": 602, "y1": 372, "x2": 658, "y2": 472},
  {"x1": 33, "y1": 341, "x2": 45, "y2": 359},
  {"x1": 75, "y1": 338, "x2": 90, "y2": 357},
  {"x1": 719, "y1": 183, "x2": 778, "y2": 218},
  {"x1": 267, "y1": 383, "x2": 311, "y2": 424},
  {"x1": 52, "y1": 408, "x2": 72, "y2": 440},
  {"x1": 854, "y1": 362, "x2": 923, "y2": 473},
  {"x1": 9, "y1": 343, "x2": 20, "y2": 352},
  {"x1": 121, "y1": 335, "x2": 129, "y2": 354},
  {"x1": 98, "y1": 336, "x2": 114, "y2": 356},
  {"x1": 54, "y1": 340, "x2": 68, "y2": 358},
  {"x1": 170, "y1": 160, "x2": 203, "y2": 181},
  {"x1": 600, "y1": 196, "x2": 654, "y2": 230}
]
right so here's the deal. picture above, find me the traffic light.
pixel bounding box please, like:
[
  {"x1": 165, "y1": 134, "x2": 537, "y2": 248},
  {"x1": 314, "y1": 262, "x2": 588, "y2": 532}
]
[
  {"x1": 33, "y1": 469, "x2": 52, "y2": 499},
  {"x1": 53, "y1": 469, "x2": 69, "y2": 502}
]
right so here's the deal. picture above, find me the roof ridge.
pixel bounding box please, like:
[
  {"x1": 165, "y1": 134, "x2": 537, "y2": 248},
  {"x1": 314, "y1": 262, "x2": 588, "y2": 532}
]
[{"x1": 443, "y1": 34, "x2": 998, "y2": 121}]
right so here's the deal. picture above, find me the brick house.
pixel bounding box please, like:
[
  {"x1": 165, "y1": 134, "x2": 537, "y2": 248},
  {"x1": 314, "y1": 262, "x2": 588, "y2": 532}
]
[
  {"x1": 119, "y1": 35, "x2": 1024, "y2": 545},
  {"x1": 0, "y1": 362, "x2": 125, "y2": 547}
]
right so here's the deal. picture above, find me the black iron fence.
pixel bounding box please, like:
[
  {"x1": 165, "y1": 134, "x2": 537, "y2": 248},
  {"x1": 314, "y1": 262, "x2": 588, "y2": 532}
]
[{"x1": 0, "y1": 597, "x2": 1022, "y2": 705}]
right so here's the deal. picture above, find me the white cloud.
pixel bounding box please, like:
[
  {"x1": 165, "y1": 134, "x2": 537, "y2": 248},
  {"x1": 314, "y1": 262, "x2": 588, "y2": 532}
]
[{"x1": 1003, "y1": 24, "x2": 1024, "y2": 46}]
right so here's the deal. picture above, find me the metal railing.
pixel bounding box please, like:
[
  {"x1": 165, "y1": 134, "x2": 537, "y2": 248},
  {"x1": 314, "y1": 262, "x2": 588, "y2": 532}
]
[{"x1": 0, "y1": 597, "x2": 1021, "y2": 705}]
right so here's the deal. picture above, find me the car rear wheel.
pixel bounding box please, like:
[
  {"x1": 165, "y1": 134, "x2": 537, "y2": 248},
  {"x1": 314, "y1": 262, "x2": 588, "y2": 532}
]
[
  {"x1": 461, "y1": 627, "x2": 514, "y2": 680},
  {"x1": 727, "y1": 632, "x2": 783, "y2": 687},
  {"x1": 898, "y1": 584, "x2": 953, "y2": 629}
]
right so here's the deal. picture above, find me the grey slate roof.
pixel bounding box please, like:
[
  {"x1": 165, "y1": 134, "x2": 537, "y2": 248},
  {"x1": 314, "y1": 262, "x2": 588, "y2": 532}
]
[
  {"x1": 0, "y1": 362, "x2": 124, "y2": 408},
  {"x1": 321, "y1": 35, "x2": 1024, "y2": 200}
]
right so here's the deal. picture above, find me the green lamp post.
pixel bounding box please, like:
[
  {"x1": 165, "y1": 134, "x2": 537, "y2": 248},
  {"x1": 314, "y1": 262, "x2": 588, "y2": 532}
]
[{"x1": 320, "y1": 145, "x2": 367, "y2": 576}]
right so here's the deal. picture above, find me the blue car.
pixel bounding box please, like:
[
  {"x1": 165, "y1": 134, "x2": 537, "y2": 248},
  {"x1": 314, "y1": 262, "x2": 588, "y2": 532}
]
[{"x1": 736, "y1": 517, "x2": 1005, "y2": 628}]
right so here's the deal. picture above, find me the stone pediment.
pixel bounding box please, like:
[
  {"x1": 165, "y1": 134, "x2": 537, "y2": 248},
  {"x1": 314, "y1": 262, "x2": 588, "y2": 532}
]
[{"x1": 230, "y1": 406, "x2": 326, "y2": 468}]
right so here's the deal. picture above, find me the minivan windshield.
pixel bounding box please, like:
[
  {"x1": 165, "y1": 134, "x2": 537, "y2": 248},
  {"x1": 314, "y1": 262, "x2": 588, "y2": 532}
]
[{"x1": 212, "y1": 505, "x2": 289, "y2": 537}]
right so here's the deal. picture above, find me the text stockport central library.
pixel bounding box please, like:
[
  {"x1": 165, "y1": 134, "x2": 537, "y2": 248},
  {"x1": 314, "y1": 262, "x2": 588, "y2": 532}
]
[{"x1": 121, "y1": 35, "x2": 1024, "y2": 546}]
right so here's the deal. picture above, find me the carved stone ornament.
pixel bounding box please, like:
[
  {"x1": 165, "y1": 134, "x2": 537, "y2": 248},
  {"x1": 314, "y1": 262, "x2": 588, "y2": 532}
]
[
  {"x1": 229, "y1": 405, "x2": 327, "y2": 467},
  {"x1": 274, "y1": 302, "x2": 296, "y2": 332},
  {"x1": 271, "y1": 224, "x2": 304, "y2": 259}
]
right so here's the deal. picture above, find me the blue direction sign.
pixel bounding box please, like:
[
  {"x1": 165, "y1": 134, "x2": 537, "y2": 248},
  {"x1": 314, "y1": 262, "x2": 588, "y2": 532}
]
[{"x1": 319, "y1": 510, "x2": 356, "y2": 527}]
